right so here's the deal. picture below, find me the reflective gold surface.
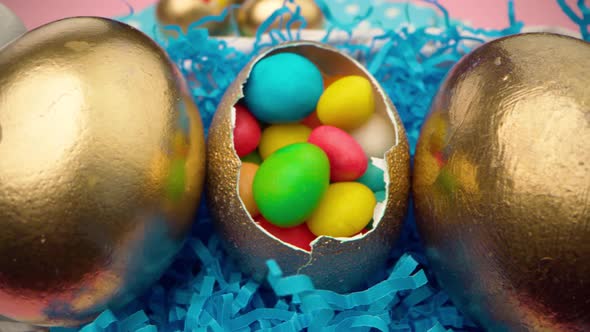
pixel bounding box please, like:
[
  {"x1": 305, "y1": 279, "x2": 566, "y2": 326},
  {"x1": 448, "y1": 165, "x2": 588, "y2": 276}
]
[
  {"x1": 237, "y1": 0, "x2": 324, "y2": 36},
  {"x1": 413, "y1": 33, "x2": 590, "y2": 331},
  {"x1": 207, "y1": 41, "x2": 409, "y2": 293},
  {"x1": 0, "y1": 17, "x2": 205, "y2": 326},
  {"x1": 156, "y1": 0, "x2": 236, "y2": 36}
]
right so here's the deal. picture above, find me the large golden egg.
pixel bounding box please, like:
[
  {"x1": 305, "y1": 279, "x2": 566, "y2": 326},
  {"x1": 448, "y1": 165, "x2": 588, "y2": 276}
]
[
  {"x1": 0, "y1": 17, "x2": 205, "y2": 326},
  {"x1": 207, "y1": 41, "x2": 410, "y2": 293},
  {"x1": 413, "y1": 33, "x2": 590, "y2": 331}
]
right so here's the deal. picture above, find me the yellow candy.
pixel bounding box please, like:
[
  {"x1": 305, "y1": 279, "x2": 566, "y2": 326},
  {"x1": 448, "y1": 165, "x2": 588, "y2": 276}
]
[
  {"x1": 258, "y1": 124, "x2": 312, "y2": 159},
  {"x1": 316, "y1": 75, "x2": 375, "y2": 130},
  {"x1": 307, "y1": 182, "x2": 376, "y2": 237}
]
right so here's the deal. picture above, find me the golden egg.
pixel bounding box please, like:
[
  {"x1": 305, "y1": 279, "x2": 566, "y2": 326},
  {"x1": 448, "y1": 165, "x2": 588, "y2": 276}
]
[
  {"x1": 156, "y1": 0, "x2": 236, "y2": 36},
  {"x1": 207, "y1": 41, "x2": 410, "y2": 293},
  {"x1": 0, "y1": 17, "x2": 205, "y2": 326},
  {"x1": 237, "y1": 0, "x2": 324, "y2": 37},
  {"x1": 413, "y1": 33, "x2": 590, "y2": 331}
]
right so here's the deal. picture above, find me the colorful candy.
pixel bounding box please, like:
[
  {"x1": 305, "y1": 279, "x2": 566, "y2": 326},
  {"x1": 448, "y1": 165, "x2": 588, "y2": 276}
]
[
  {"x1": 374, "y1": 190, "x2": 386, "y2": 203},
  {"x1": 301, "y1": 111, "x2": 322, "y2": 129},
  {"x1": 307, "y1": 182, "x2": 376, "y2": 237},
  {"x1": 322, "y1": 74, "x2": 344, "y2": 89},
  {"x1": 316, "y1": 75, "x2": 375, "y2": 130},
  {"x1": 350, "y1": 113, "x2": 396, "y2": 158},
  {"x1": 357, "y1": 159, "x2": 386, "y2": 192},
  {"x1": 238, "y1": 162, "x2": 260, "y2": 216},
  {"x1": 233, "y1": 104, "x2": 261, "y2": 157},
  {"x1": 241, "y1": 151, "x2": 262, "y2": 164},
  {"x1": 244, "y1": 53, "x2": 323, "y2": 123},
  {"x1": 308, "y1": 125, "x2": 367, "y2": 182},
  {"x1": 255, "y1": 215, "x2": 317, "y2": 252},
  {"x1": 258, "y1": 124, "x2": 312, "y2": 159},
  {"x1": 253, "y1": 143, "x2": 330, "y2": 227},
  {"x1": 233, "y1": 52, "x2": 393, "y2": 241}
]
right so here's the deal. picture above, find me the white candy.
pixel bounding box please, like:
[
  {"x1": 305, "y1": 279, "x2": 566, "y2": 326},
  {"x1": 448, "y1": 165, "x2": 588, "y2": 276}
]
[
  {"x1": 0, "y1": 4, "x2": 26, "y2": 48},
  {"x1": 350, "y1": 113, "x2": 397, "y2": 158}
]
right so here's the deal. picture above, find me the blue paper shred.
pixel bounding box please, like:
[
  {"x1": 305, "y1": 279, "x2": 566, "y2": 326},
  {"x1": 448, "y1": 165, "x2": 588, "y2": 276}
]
[{"x1": 50, "y1": 1, "x2": 590, "y2": 332}]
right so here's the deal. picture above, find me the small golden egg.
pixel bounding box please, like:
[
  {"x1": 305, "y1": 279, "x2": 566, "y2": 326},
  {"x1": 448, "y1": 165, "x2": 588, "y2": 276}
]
[
  {"x1": 413, "y1": 33, "x2": 590, "y2": 331},
  {"x1": 0, "y1": 17, "x2": 205, "y2": 326},
  {"x1": 237, "y1": 0, "x2": 324, "y2": 37},
  {"x1": 207, "y1": 41, "x2": 410, "y2": 293},
  {"x1": 156, "y1": 0, "x2": 237, "y2": 36}
]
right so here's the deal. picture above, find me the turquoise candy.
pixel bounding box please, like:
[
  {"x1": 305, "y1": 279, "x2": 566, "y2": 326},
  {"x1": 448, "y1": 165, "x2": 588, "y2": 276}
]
[
  {"x1": 244, "y1": 53, "x2": 323, "y2": 123},
  {"x1": 374, "y1": 190, "x2": 386, "y2": 202},
  {"x1": 357, "y1": 160, "x2": 386, "y2": 192}
]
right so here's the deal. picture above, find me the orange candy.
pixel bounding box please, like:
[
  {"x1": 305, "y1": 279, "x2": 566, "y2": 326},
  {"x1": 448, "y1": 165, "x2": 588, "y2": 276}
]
[{"x1": 239, "y1": 162, "x2": 260, "y2": 216}]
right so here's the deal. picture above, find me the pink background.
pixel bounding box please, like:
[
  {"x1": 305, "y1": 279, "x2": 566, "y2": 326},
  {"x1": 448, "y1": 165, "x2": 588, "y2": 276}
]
[{"x1": 1, "y1": 0, "x2": 582, "y2": 31}]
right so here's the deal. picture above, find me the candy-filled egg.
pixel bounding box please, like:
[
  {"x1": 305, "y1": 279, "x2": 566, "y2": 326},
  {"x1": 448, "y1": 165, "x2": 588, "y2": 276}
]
[
  {"x1": 0, "y1": 18, "x2": 205, "y2": 326},
  {"x1": 207, "y1": 41, "x2": 410, "y2": 292},
  {"x1": 413, "y1": 33, "x2": 590, "y2": 331}
]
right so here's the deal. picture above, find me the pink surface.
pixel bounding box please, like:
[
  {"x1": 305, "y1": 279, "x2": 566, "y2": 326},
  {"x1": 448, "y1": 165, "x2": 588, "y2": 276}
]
[{"x1": 1, "y1": 0, "x2": 581, "y2": 31}]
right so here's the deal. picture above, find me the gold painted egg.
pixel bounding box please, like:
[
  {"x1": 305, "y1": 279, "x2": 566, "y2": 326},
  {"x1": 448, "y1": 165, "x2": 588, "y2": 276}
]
[
  {"x1": 237, "y1": 0, "x2": 324, "y2": 37},
  {"x1": 0, "y1": 17, "x2": 205, "y2": 326},
  {"x1": 156, "y1": 0, "x2": 237, "y2": 36},
  {"x1": 413, "y1": 33, "x2": 590, "y2": 331},
  {"x1": 207, "y1": 41, "x2": 410, "y2": 293}
]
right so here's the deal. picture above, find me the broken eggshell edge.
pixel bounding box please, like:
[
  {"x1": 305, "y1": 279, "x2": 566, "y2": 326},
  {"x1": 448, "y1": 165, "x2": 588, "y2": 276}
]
[{"x1": 206, "y1": 41, "x2": 410, "y2": 293}]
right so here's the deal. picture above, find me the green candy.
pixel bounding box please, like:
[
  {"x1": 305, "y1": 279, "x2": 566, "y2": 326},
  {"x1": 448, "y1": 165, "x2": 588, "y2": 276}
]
[
  {"x1": 241, "y1": 151, "x2": 262, "y2": 164},
  {"x1": 357, "y1": 160, "x2": 386, "y2": 192},
  {"x1": 253, "y1": 143, "x2": 330, "y2": 227}
]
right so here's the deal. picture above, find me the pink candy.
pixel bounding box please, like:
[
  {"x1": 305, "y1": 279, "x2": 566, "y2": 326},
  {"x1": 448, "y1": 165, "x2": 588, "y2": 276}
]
[{"x1": 308, "y1": 125, "x2": 368, "y2": 182}]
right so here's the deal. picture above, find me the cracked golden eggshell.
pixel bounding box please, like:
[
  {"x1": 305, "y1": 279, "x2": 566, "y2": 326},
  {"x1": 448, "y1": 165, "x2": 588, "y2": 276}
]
[
  {"x1": 413, "y1": 33, "x2": 590, "y2": 331},
  {"x1": 0, "y1": 17, "x2": 205, "y2": 326},
  {"x1": 207, "y1": 41, "x2": 410, "y2": 293}
]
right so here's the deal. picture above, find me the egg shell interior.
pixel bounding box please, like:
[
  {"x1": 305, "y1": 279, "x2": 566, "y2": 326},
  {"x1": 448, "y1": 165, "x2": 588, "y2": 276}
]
[{"x1": 207, "y1": 41, "x2": 410, "y2": 292}]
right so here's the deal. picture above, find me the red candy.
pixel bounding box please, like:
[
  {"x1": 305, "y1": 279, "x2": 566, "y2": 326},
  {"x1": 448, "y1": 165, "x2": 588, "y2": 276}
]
[
  {"x1": 308, "y1": 125, "x2": 368, "y2": 182},
  {"x1": 255, "y1": 215, "x2": 317, "y2": 251},
  {"x1": 233, "y1": 104, "x2": 261, "y2": 157},
  {"x1": 301, "y1": 111, "x2": 322, "y2": 129}
]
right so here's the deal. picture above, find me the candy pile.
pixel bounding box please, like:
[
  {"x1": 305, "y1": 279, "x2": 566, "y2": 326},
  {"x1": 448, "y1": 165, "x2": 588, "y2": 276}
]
[{"x1": 233, "y1": 52, "x2": 395, "y2": 251}]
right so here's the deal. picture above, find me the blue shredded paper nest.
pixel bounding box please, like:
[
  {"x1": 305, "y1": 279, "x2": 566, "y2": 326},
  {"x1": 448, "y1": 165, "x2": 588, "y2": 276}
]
[{"x1": 51, "y1": 1, "x2": 589, "y2": 331}]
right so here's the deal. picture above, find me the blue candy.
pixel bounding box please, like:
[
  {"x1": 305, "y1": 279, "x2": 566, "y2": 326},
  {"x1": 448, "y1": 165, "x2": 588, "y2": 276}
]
[{"x1": 244, "y1": 53, "x2": 323, "y2": 123}]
